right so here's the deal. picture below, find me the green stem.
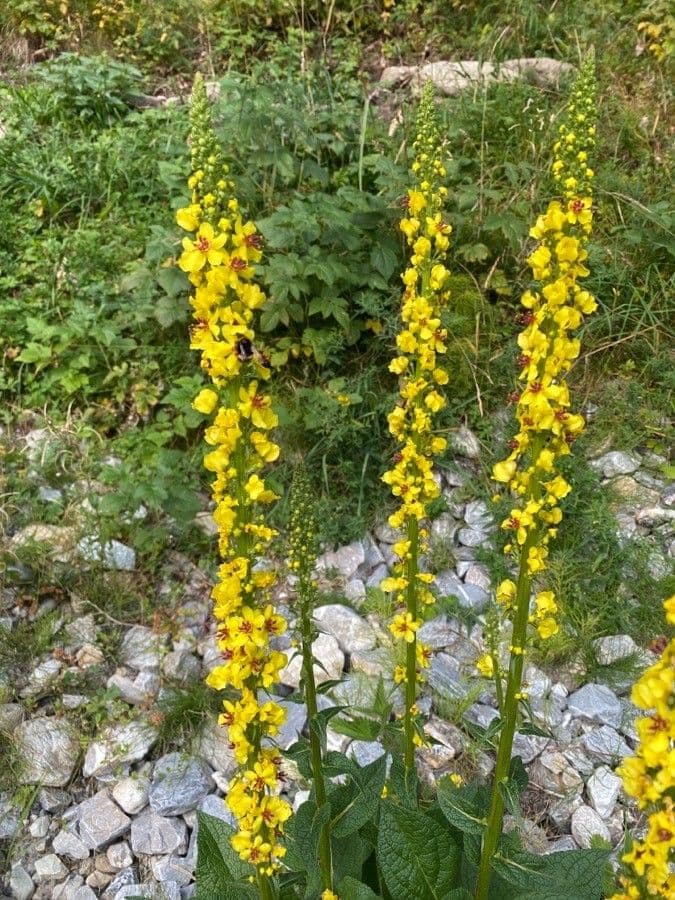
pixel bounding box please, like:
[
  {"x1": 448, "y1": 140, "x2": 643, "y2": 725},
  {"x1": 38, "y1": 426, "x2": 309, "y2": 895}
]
[
  {"x1": 300, "y1": 581, "x2": 333, "y2": 892},
  {"x1": 474, "y1": 542, "x2": 533, "y2": 900},
  {"x1": 257, "y1": 870, "x2": 274, "y2": 900},
  {"x1": 404, "y1": 514, "x2": 419, "y2": 774}
]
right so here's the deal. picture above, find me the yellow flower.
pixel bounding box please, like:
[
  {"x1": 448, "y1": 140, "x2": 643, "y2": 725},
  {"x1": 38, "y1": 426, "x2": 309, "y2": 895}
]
[
  {"x1": 476, "y1": 653, "x2": 495, "y2": 677},
  {"x1": 493, "y1": 460, "x2": 517, "y2": 483},
  {"x1": 537, "y1": 617, "x2": 559, "y2": 639},
  {"x1": 407, "y1": 189, "x2": 426, "y2": 215},
  {"x1": 238, "y1": 382, "x2": 278, "y2": 430},
  {"x1": 179, "y1": 222, "x2": 227, "y2": 273},
  {"x1": 389, "y1": 612, "x2": 421, "y2": 643},
  {"x1": 496, "y1": 579, "x2": 517, "y2": 606},
  {"x1": 193, "y1": 388, "x2": 219, "y2": 414},
  {"x1": 176, "y1": 204, "x2": 201, "y2": 231}
]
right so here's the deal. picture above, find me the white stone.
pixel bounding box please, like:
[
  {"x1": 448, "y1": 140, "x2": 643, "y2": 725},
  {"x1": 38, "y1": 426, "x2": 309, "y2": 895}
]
[
  {"x1": 77, "y1": 791, "x2": 131, "y2": 850},
  {"x1": 29, "y1": 815, "x2": 50, "y2": 838},
  {"x1": 529, "y1": 750, "x2": 583, "y2": 797},
  {"x1": 316, "y1": 540, "x2": 365, "y2": 579},
  {"x1": 15, "y1": 717, "x2": 79, "y2": 787},
  {"x1": 279, "y1": 633, "x2": 344, "y2": 689},
  {"x1": 344, "y1": 578, "x2": 366, "y2": 603},
  {"x1": 568, "y1": 683, "x2": 623, "y2": 728},
  {"x1": 594, "y1": 635, "x2": 639, "y2": 666},
  {"x1": 9, "y1": 863, "x2": 34, "y2": 900},
  {"x1": 34, "y1": 854, "x2": 68, "y2": 882},
  {"x1": 111, "y1": 774, "x2": 150, "y2": 815},
  {"x1": 106, "y1": 840, "x2": 133, "y2": 870},
  {"x1": 590, "y1": 451, "x2": 641, "y2": 478},
  {"x1": 20, "y1": 658, "x2": 62, "y2": 698},
  {"x1": 119, "y1": 626, "x2": 164, "y2": 670},
  {"x1": 581, "y1": 726, "x2": 631, "y2": 764},
  {"x1": 313, "y1": 604, "x2": 377, "y2": 653},
  {"x1": 587, "y1": 766, "x2": 622, "y2": 818},
  {"x1": 571, "y1": 804, "x2": 611, "y2": 848},
  {"x1": 434, "y1": 570, "x2": 489, "y2": 611},
  {"x1": 449, "y1": 425, "x2": 481, "y2": 459},
  {"x1": 83, "y1": 719, "x2": 158, "y2": 778},
  {"x1": 77, "y1": 537, "x2": 135, "y2": 571},
  {"x1": 53, "y1": 829, "x2": 90, "y2": 859},
  {"x1": 130, "y1": 810, "x2": 187, "y2": 855},
  {"x1": 463, "y1": 562, "x2": 491, "y2": 592},
  {"x1": 148, "y1": 752, "x2": 213, "y2": 816},
  {"x1": 196, "y1": 723, "x2": 237, "y2": 776}
]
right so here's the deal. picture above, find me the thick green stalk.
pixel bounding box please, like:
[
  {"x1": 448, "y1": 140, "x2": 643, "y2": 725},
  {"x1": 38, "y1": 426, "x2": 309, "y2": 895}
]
[
  {"x1": 474, "y1": 539, "x2": 533, "y2": 900},
  {"x1": 300, "y1": 584, "x2": 333, "y2": 892},
  {"x1": 257, "y1": 870, "x2": 274, "y2": 900},
  {"x1": 404, "y1": 514, "x2": 420, "y2": 773}
]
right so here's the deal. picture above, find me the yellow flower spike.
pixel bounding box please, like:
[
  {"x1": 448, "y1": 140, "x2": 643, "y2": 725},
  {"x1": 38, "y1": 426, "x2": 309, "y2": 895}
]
[
  {"x1": 181, "y1": 76, "x2": 288, "y2": 882},
  {"x1": 477, "y1": 55, "x2": 599, "y2": 900}
]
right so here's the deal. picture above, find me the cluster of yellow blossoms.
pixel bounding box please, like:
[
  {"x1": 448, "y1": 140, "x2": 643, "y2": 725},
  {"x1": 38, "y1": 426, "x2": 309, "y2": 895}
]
[
  {"x1": 178, "y1": 77, "x2": 290, "y2": 877},
  {"x1": 488, "y1": 54, "x2": 597, "y2": 658},
  {"x1": 611, "y1": 595, "x2": 675, "y2": 900},
  {"x1": 382, "y1": 84, "x2": 451, "y2": 758}
]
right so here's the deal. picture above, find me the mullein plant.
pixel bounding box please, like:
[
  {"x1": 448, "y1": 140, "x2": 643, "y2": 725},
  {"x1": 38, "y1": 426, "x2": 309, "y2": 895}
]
[
  {"x1": 177, "y1": 76, "x2": 290, "y2": 896},
  {"x1": 610, "y1": 595, "x2": 675, "y2": 900},
  {"x1": 287, "y1": 468, "x2": 335, "y2": 899},
  {"x1": 474, "y1": 55, "x2": 598, "y2": 900},
  {"x1": 382, "y1": 82, "x2": 452, "y2": 775}
]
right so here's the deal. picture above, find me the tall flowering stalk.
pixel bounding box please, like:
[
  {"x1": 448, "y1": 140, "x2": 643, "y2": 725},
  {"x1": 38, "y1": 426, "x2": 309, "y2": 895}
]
[
  {"x1": 475, "y1": 55, "x2": 598, "y2": 900},
  {"x1": 177, "y1": 77, "x2": 290, "y2": 894},
  {"x1": 610, "y1": 595, "x2": 675, "y2": 900},
  {"x1": 287, "y1": 468, "x2": 334, "y2": 897},
  {"x1": 382, "y1": 83, "x2": 451, "y2": 775}
]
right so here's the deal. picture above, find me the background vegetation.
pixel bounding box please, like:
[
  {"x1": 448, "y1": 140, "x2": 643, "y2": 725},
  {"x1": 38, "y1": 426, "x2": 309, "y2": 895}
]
[{"x1": 0, "y1": 0, "x2": 673, "y2": 656}]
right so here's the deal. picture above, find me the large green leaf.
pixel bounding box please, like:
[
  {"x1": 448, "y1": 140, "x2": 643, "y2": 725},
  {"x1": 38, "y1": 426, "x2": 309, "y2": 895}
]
[
  {"x1": 437, "y1": 779, "x2": 489, "y2": 835},
  {"x1": 339, "y1": 876, "x2": 380, "y2": 899},
  {"x1": 377, "y1": 802, "x2": 461, "y2": 900},
  {"x1": 491, "y1": 847, "x2": 612, "y2": 898},
  {"x1": 284, "y1": 798, "x2": 331, "y2": 883},
  {"x1": 194, "y1": 813, "x2": 257, "y2": 899},
  {"x1": 330, "y1": 754, "x2": 387, "y2": 839}
]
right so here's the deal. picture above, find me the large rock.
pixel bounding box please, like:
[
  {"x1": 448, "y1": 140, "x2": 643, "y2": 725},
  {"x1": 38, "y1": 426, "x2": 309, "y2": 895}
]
[
  {"x1": 380, "y1": 57, "x2": 574, "y2": 96},
  {"x1": 34, "y1": 854, "x2": 68, "y2": 883},
  {"x1": 83, "y1": 719, "x2": 158, "y2": 778},
  {"x1": 16, "y1": 716, "x2": 79, "y2": 787},
  {"x1": 528, "y1": 750, "x2": 583, "y2": 797},
  {"x1": 130, "y1": 809, "x2": 187, "y2": 855},
  {"x1": 279, "y1": 632, "x2": 344, "y2": 689},
  {"x1": 587, "y1": 766, "x2": 622, "y2": 819},
  {"x1": 570, "y1": 805, "x2": 611, "y2": 848},
  {"x1": 590, "y1": 451, "x2": 641, "y2": 478},
  {"x1": 78, "y1": 791, "x2": 131, "y2": 849},
  {"x1": 428, "y1": 653, "x2": 471, "y2": 700},
  {"x1": 593, "y1": 635, "x2": 639, "y2": 666},
  {"x1": 581, "y1": 726, "x2": 631, "y2": 764},
  {"x1": 434, "y1": 570, "x2": 489, "y2": 611},
  {"x1": 448, "y1": 425, "x2": 481, "y2": 459},
  {"x1": 313, "y1": 604, "x2": 377, "y2": 653},
  {"x1": 119, "y1": 626, "x2": 164, "y2": 670},
  {"x1": 148, "y1": 753, "x2": 213, "y2": 816},
  {"x1": 568, "y1": 684, "x2": 622, "y2": 729},
  {"x1": 77, "y1": 537, "x2": 135, "y2": 571},
  {"x1": 53, "y1": 829, "x2": 90, "y2": 860},
  {"x1": 316, "y1": 541, "x2": 365, "y2": 580},
  {"x1": 196, "y1": 722, "x2": 237, "y2": 776},
  {"x1": 111, "y1": 774, "x2": 150, "y2": 815}
]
